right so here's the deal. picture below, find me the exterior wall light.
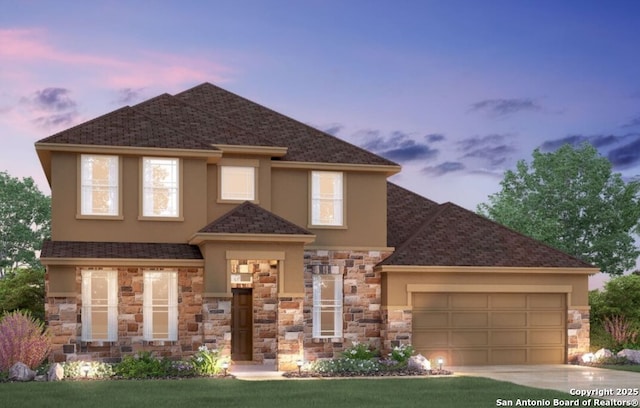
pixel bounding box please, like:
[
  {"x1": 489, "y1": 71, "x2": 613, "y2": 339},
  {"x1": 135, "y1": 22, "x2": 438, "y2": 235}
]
[{"x1": 81, "y1": 362, "x2": 91, "y2": 378}]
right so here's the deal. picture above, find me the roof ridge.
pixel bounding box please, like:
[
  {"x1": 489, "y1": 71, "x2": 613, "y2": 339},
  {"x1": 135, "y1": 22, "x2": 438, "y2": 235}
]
[
  {"x1": 177, "y1": 83, "x2": 399, "y2": 166},
  {"x1": 383, "y1": 202, "x2": 449, "y2": 264},
  {"x1": 450, "y1": 202, "x2": 595, "y2": 268},
  {"x1": 130, "y1": 101, "x2": 219, "y2": 151},
  {"x1": 159, "y1": 89, "x2": 279, "y2": 148},
  {"x1": 199, "y1": 201, "x2": 312, "y2": 235}
]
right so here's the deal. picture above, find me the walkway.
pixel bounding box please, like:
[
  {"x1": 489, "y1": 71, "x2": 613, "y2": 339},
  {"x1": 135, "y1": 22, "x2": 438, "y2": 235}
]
[{"x1": 452, "y1": 364, "x2": 639, "y2": 403}]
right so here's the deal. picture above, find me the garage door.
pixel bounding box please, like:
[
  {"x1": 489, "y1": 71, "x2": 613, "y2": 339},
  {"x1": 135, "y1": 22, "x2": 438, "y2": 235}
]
[{"x1": 412, "y1": 293, "x2": 566, "y2": 365}]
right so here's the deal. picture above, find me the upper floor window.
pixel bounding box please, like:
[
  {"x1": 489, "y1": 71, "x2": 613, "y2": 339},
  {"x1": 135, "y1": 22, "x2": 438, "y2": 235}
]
[
  {"x1": 143, "y1": 270, "x2": 178, "y2": 341},
  {"x1": 311, "y1": 171, "x2": 344, "y2": 226},
  {"x1": 142, "y1": 157, "x2": 179, "y2": 218},
  {"x1": 80, "y1": 155, "x2": 119, "y2": 216},
  {"x1": 81, "y1": 269, "x2": 118, "y2": 342},
  {"x1": 220, "y1": 166, "x2": 255, "y2": 201}
]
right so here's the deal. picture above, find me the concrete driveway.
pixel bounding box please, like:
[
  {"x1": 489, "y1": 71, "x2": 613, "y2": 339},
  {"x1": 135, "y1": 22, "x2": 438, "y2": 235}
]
[{"x1": 452, "y1": 365, "x2": 640, "y2": 403}]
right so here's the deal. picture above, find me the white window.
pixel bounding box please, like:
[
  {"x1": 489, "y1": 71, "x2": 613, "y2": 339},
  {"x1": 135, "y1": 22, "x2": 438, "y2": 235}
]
[
  {"x1": 311, "y1": 171, "x2": 344, "y2": 226},
  {"x1": 81, "y1": 270, "x2": 118, "y2": 341},
  {"x1": 143, "y1": 271, "x2": 178, "y2": 341},
  {"x1": 312, "y1": 267, "x2": 343, "y2": 338},
  {"x1": 80, "y1": 155, "x2": 119, "y2": 216},
  {"x1": 142, "y1": 158, "x2": 179, "y2": 217},
  {"x1": 220, "y1": 166, "x2": 255, "y2": 201}
]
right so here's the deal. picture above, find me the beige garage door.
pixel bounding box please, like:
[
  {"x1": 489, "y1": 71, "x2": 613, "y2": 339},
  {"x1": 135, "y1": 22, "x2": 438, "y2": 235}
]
[{"x1": 412, "y1": 293, "x2": 566, "y2": 365}]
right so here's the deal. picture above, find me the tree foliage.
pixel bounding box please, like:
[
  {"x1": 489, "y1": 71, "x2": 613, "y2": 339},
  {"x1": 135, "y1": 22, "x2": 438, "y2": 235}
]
[
  {"x1": 477, "y1": 144, "x2": 640, "y2": 275},
  {"x1": 0, "y1": 171, "x2": 50, "y2": 275},
  {"x1": 0, "y1": 269, "x2": 45, "y2": 322}
]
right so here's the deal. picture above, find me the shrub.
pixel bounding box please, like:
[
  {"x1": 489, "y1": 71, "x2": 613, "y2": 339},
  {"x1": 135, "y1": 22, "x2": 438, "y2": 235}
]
[
  {"x1": 0, "y1": 310, "x2": 51, "y2": 371},
  {"x1": 114, "y1": 351, "x2": 173, "y2": 379},
  {"x1": 191, "y1": 345, "x2": 225, "y2": 376},
  {"x1": 388, "y1": 344, "x2": 414, "y2": 364},
  {"x1": 341, "y1": 342, "x2": 377, "y2": 360},
  {"x1": 311, "y1": 358, "x2": 381, "y2": 375}
]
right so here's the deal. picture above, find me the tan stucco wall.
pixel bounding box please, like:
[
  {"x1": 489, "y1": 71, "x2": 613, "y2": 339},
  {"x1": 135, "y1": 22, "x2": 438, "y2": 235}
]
[
  {"x1": 206, "y1": 156, "x2": 273, "y2": 223},
  {"x1": 47, "y1": 265, "x2": 77, "y2": 295},
  {"x1": 271, "y1": 168, "x2": 387, "y2": 248},
  {"x1": 382, "y1": 269, "x2": 590, "y2": 308},
  {"x1": 50, "y1": 152, "x2": 208, "y2": 242},
  {"x1": 201, "y1": 241, "x2": 305, "y2": 295}
]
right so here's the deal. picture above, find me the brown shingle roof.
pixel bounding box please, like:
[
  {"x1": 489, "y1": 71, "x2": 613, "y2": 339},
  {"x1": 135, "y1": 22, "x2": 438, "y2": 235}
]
[
  {"x1": 133, "y1": 94, "x2": 275, "y2": 147},
  {"x1": 199, "y1": 201, "x2": 312, "y2": 235},
  {"x1": 381, "y1": 201, "x2": 594, "y2": 268},
  {"x1": 41, "y1": 240, "x2": 203, "y2": 259},
  {"x1": 175, "y1": 83, "x2": 398, "y2": 166},
  {"x1": 386, "y1": 182, "x2": 440, "y2": 248},
  {"x1": 37, "y1": 107, "x2": 216, "y2": 151},
  {"x1": 38, "y1": 83, "x2": 398, "y2": 167}
]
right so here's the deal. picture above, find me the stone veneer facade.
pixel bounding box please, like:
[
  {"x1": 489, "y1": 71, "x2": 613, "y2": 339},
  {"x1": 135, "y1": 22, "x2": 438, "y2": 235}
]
[
  {"x1": 46, "y1": 267, "x2": 205, "y2": 363},
  {"x1": 567, "y1": 307, "x2": 590, "y2": 360},
  {"x1": 301, "y1": 249, "x2": 393, "y2": 362},
  {"x1": 45, "y1": 257, "x2": 589, "y2": 367}
]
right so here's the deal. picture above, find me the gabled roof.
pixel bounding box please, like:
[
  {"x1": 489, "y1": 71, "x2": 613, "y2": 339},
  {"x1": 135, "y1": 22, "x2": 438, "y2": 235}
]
[
  {"x1": 382, "y1": 199, "x2": 594, "y2": 268},
  {"x1": 37, "y1": 106, "x2": 216, "y2": 151},
  {"x1": 40, "y1": 240, "x2": 203, "y2": 260},
  {"x1": 175, "y1": 83, "x2": 398, "y2": 166},
  {"x1": 198, "y1": 201, "x2": 313, "y2": 235}
]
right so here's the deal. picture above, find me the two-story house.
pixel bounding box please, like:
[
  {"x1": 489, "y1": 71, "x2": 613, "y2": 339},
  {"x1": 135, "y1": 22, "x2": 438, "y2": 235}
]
[{"x1": 35, "y1": 83, "x2": 597, "y2": 370}]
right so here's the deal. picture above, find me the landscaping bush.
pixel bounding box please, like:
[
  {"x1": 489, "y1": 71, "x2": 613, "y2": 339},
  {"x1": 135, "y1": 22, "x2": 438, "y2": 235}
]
[
  {"x1": 589, "y1": 275, "x2": 640, "y2": 351},
  {"x1": 114, "y1": 352, "x2": 174, "y2": 379},
  {"x1": 191, "y1": 345, "x2": 225, "y2": 376},
  {"x1": 0, "y1": 310, "x2": 51, "y2": 371},
  {"x1": 303, "y1": 342, "x2": 429, "y2": 377}
]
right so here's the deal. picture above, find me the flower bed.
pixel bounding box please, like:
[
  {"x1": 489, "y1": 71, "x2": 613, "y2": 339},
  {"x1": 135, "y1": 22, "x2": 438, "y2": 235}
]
[{"x1": 283, "y1": 342, "x2": 453, "y2": 378}]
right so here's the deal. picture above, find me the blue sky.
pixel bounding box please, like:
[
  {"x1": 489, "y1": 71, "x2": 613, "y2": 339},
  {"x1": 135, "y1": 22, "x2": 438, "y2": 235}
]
[{"x1": 1, "y1": 1, "x2": 639, "y2": 284}]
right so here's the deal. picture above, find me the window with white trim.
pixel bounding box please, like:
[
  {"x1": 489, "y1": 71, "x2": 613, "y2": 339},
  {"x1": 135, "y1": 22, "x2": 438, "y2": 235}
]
[
  {"x1": 220, "y1": 166, "x2": 255, "y2": 201},
  {"x1": 311, "y1": 171, "x2": 343, "y2": 226},
  {"x1": 80, "y1": 155, "x2": 119, "y2": 216},
  {"x1": 143, "y1": 271, "x2": 178, "y2": 341},
  {"x1": 312, "y1": 266, "x2": 343, "y2": 338},
  {"x1": 142, "y1": 157, "x2": 179, "y2": 217},
  {"x1": 81, "y1": 269, "x2": 118, "y2": 341}
]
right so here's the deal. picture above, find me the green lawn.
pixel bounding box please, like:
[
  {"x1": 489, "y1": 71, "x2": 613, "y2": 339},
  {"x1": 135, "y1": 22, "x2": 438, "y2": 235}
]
[
  {"x1": 0, "y1": 377, "x2": 593, "y2": 408},
  {"x1": 597, "y1": 365, "x2": 640, "y2": 373}
]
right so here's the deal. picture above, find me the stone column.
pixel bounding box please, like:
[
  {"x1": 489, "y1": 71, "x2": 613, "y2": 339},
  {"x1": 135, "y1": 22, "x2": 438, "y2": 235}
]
[{"x1": 277, "y1": 296, "x2": 304, "y2": 371}]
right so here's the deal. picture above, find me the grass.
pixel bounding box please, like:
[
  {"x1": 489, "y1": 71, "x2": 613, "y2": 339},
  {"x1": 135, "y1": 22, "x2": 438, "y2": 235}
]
[
  {"x1": 596, "y1": 365, "x2": 640, "y2": 373},
  {"x1": 0, "y1": 377, "x2": 593, "y2": 408}
]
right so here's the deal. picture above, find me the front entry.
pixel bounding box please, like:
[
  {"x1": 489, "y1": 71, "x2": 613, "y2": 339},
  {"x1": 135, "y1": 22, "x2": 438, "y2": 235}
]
[{"x1": 232, "y1": 288, "x2": 253, "y2": 361}]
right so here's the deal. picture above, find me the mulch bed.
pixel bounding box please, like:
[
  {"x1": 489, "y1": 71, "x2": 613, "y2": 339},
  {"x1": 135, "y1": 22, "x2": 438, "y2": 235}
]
[{"x1": 282, "y1": 368, "x2": 453, "y2": 378}]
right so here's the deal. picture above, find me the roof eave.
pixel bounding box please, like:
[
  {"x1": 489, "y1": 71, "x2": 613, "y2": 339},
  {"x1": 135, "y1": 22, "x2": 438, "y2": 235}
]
[
  {"x1": 272, "y1": 160, "x2": 401, "y2": 175},
  {"x1": 189, "y1": 232, "x2": 316, "y2": 245},
  {"x1": 213, "y1": 144, "x2": 288, "y2": 157},
  {"x1": 34, "y1": 142, "x2": 223, "y2": 163},
  {"x1": 40, "y1": 257, "x2": 205, "y2": 267},
  {"x1": 375, "y1": 265, "x2": 599, "y2": 275}
]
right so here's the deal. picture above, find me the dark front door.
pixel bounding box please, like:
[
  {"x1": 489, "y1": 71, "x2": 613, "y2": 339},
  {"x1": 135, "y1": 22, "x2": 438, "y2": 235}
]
[{"x1": 232, "y1": 288, "x2": 253, "y2": 361}]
